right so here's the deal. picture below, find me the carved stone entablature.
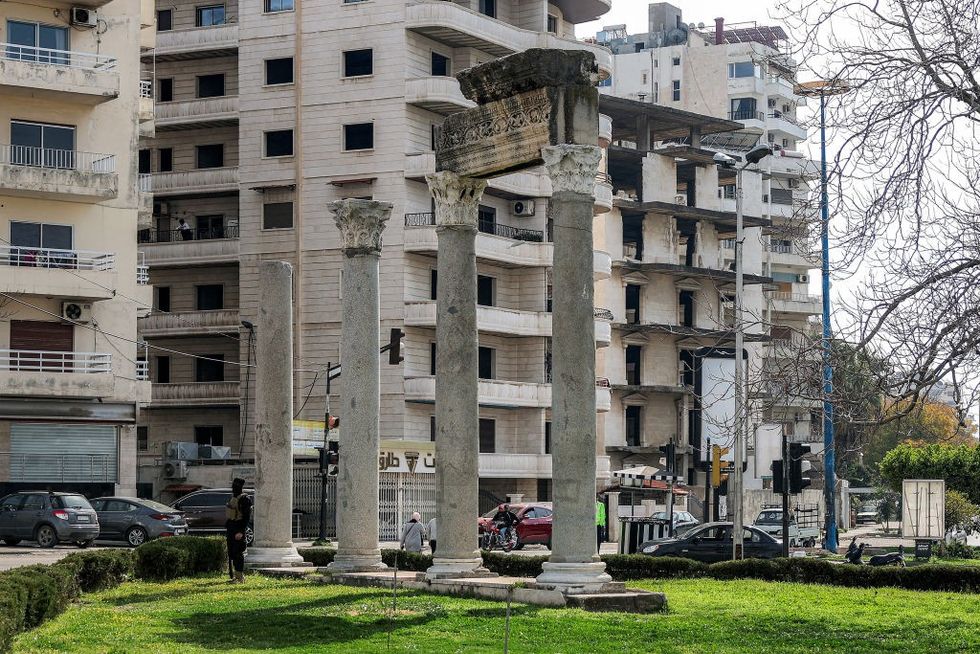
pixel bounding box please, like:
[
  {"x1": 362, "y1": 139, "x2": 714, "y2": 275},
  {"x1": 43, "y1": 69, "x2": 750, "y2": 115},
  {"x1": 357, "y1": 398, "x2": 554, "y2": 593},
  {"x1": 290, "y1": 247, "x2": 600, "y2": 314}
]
[
  {"x1": 542, "y1": 145, "x2": 602, "y2": 196},
  {"x1": 329, "y1": 199, "x2": 392, "y2": 256},
  {"x1": 426, "y1": 171, "x2": 487, "y2": 229}
]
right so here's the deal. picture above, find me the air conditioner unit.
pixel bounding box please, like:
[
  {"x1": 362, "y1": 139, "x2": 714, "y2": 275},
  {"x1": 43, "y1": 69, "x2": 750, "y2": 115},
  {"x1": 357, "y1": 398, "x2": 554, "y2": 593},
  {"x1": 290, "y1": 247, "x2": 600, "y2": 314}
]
[
  {"x1": 512, "y1": 200, "x2": 535, "y2": 216},
  {"x1": 796, "y1": 274, "x2": 810, "y2": 283},
  {"x1": 674, "y1": 194, "x2": 687, "y2": 206},
  {"x1": 198, "y1": 445, "x2": 231, "y2": 460},
  {"x1": 61, "y1": 302, "x2": 92, "y2": 324},
  {"x1": 153, "y1": 201, "x2": 169, "y2": 216},
  {"x1": 163, "y1": 460, "x2": 188, "y2": 480},
  {"x1": 70, "y1": 7, "x2": 97, "y2": 28},
  {"x1": 165, "y1": 441, "x2": 199, "y2": 461}
]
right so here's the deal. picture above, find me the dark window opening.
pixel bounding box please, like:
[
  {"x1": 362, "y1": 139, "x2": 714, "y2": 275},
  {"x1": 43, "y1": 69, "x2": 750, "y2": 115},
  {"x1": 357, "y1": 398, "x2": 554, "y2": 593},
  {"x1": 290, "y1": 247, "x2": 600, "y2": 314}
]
[
  {"x1": 156, "y1": 286, "x2": 171, "y2": 312},
  {"x1": 679, "y1": 290, "x2": 695, "y2": 327},
  {"x1": 429, "y1": 416, "x2": 436, "y2": 442},
  {"x1": 343, "y1": 49, "x2": 373, "y2": 77},
  {"x1": 196, "y1": 144, "x2": 224, "y2": 169},
  {"x1": 478, "y1": 346, "x2": 494, "y2": 380},
  {"x1": 625, "y1": 284, "x2": 641, "y2": 324},
  {"x1": 137, "y1": 426, "x2": 148, "y2": 452},
  {"x1": 194, "y1": 425, "x2": 223, "y2": 447},
  {"x1": 196, "y1": 284, "x2": 224, "y2": 310},
  {"x1": 431, "y1": 52, "x2": 450, "y2": 76},
  {"x1": 477, "y1": 205, "x2": 496, "y2": 233},
  {"x1": 730, "y1": 97, "x2": 758, "y2": 121},
  {"x1": 195, "y1": 356, "x2": 225, "y2": 382},
  {"x1": 429, "y1": 342, "x2": 436, "y2": 376},
  {"x1": 544, "y1": 421, "x2": 551, "y2": 454},
  {"x1": 626, "y1": 406, "x2": 642, "y2": 447},
  {"x1": 196, "y1": 215, "x2": 224, "y2": 239},
  {"x1": 159, "y1": 148, "x2": 173, "y2": 172},
  {"x1": 265, "y1": 57, "x2": 293, "y2": 85},
  {"x1": 672, "y1": 80, "x2": 681, "y2": 101},
  {"x1": 344, "y1": 123, "x2": 373, "y2": 151},
  {"x1": 197, "y1": 73, "x2": 225, "y2": 98},
  {"x1": 158, "y1": 78, "x2": 173, "y2": 102},
  {"x1": 155, "y1": 356, "x2": 170, "y2": 384},
  {"x1": 479, "y1": 418, "x2": 496, "y2": 453},
  {"x1": 430, "y1": 269, "x2": 437, "y2": 300},
  {"x1": 626, "y1": 345, "x2": 641, "y2": 385},
  {"x1": 196, "y1": 5, "x2": 225, "y2": 27},
  {"x1": 265, "y1": 129, "x2": 293, "y2": 157},
  {"x1": 157, "y1": 9, "x2": 173, "y2": 31},
  {"x1": 138, "y1": 149, "x2": 151, "y2": 174},
  {"x1": 477, "y1": 275, "x2": 494, "y2": 307},
  {"x1": 537, "y1": 478, "x2": 552, "y2": 502},
  {"x1": 265, "y1": 0, "x2": 294, "y2": 11},
  {"x1": 547, "y1": 14, "x2": 558, "y2": 34},
  {"x1": 479, "y1": 0, "x2": 496, "y2": 18},
  {"x1": 263, "y1": 201, "x2": 293, "y2": 229}
]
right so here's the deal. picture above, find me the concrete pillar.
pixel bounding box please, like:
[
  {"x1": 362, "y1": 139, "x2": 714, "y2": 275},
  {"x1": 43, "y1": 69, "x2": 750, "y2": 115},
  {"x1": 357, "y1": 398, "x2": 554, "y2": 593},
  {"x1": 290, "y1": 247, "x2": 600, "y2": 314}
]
[
  {"x1": 424, "y1": 171, "x2": 490, "y2": 579},
  {"x1": 246, "y1": 261, "x2": 304, "y2": 567},
  {"x1": 536, "y1": 145, "x2": 612, "y2": 593},
  {"x1": 116, "y1": 424, "x2": 137, "y2": 497},
  {"x1": 327, "y1": 199, "x2": 392, "y2": 572},
  {"x1": 606, "y1": 492, "x2": 621, "y2": 542}
]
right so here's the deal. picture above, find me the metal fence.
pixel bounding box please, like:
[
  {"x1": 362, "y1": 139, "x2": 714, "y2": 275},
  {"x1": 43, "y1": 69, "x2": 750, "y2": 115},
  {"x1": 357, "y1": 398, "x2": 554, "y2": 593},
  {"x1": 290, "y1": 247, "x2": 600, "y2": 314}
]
[
  {"x1": 0, "y1": 350, "x2": 111, "y2": 373},
  {"x1": 0, "y1": 144, "x2": 115, "y2": 173},
  {"x1": 137, "y1": 225, "x2": 239, "y2": 243},
  {"x1": 293, "y1": 466, "x2": 336, "y2": 539},
  {"x1": 379, "y1": 472, "x2": 436, "y2": 541},
  {"x1": 0, "y1": 245, "x2": 115, "y2": 270},
  {"x1": 0, "y1": 42, "x2": 117, "y2": 71},
  {"x1": 478, "y1": 220, "x2": 544, "y2": 242}
]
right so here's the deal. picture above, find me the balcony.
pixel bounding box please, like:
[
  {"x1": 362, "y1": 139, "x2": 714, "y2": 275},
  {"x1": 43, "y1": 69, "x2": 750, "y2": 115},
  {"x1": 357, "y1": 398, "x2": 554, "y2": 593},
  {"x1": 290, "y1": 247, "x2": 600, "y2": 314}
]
[
  {"x1": 769, "y1": 292, "x2": 822, "y2": 315},
  {"x1": 150, "y1": 381, "x2": 240, "y2": 407},
  {"x1": 0, "y1": 145, "x2": 117, "y2": 201},
  {"x1": 150, "y1": 167, "x2": 238, "y2": 197},
  {"x1": 138, "y1": 174, "x2": 153, "y2": 229},
  {"x1": 479, "y1": 452, "x2": 614, "y2": 479},
  {"x1": 0, "y1": 43, "x2": 118, "y2": 103},
  {"x1": 139, "y1": 228, "x2": 239, "y2": 267},
  {"x1": 138, "y1": 80, "x2": 154, "y2": 122},
  {"x1": 0, "y1": 245, "x2": 116, "y2": 300},
  {"x1": 766, "y1": 111, "x2": 808, "y2": 140},
  {"x1": 405, "y1": 77, "x2": 475, "y2": 115},
  {"x1": 406, "y1": 376, "x2": 610, "y2": 411},
  {"x1": 548, "y1": 0, "x2": 612, "y2": 23},
  {"x1": 766, "y1": 241, "x2": 817, "y2": 268},
  {"x1": 0, "y1": 350, "x2": 114, "y2": 398},
  {"x1": 140, "y1": 309, "x2": 240, "y2": 338},
  {"x1": 593, "y1": 249, "x2": 611, "y2": 280},
  {"x1": 598, "y1": 114, "x2": 612, "y2": 146},
  {"x1": 594, "y1": 172, "x2": 613, "y2": 214},
  {"x1": 594, "y1": 307, "x2": 612, "y2": 347},
  {"x1": 406, "y1": 301, "x2": 549, "y2": 337},
  {"x1": 766, "y1": 151, "x2": 818, "y2": 179},
  {"x1": 405, "y1": 1, "x2": 612, "y2": 78},
  {"x1": 152, "y1": 24, "x2": 239, "y2": 61},
  {"x1": 404, "y1": 213, "x2": 553, "y2": 267},
  {"x1": 155, "y1": 96, "x2": 239, "y2": 131}
]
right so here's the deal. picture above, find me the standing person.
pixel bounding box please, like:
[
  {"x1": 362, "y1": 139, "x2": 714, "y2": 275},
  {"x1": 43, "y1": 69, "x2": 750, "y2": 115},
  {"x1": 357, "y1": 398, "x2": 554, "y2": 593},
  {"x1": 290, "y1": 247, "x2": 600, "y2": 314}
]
[
  {"x1": 400, "y1": 512, "x2": 425, "y2": 553},
  {"x1": 596, "y1": 494, "x2": 607, "y2": 553},
  {"x1": 178, "y1": 218, "x2": 193, "y2": 240},
  {"x1": 225, "y1": 477, "x2": 252, "y2": 584},
  {"x1": 426, "y1": 516, "x2": 437, "y2": 554}
]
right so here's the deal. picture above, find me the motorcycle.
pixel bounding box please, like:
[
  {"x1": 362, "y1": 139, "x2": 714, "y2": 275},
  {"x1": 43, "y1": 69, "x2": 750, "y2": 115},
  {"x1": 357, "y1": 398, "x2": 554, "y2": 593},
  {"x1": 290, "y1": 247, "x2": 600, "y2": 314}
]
[
  {"x1": 845, "y1": 539, "x2": 906, "y2": 567},
  {"x1": 481, "y1": 522, "x2": 519, "y2": 552}
]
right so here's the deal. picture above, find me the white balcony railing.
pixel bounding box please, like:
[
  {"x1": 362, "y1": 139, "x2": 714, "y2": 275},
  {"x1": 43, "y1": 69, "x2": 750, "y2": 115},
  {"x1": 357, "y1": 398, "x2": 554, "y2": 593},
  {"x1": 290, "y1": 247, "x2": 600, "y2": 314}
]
[
  {"x1": 137, "y1": 265, "x2": 149, "y2": 284},
  {"x1": 151, "y1": 167, "x2": 238, "y2": 194},
  {"x1": 0, "y1": 43, "x2": 116, "y2": 71},
  {"x1": 0, "y1": 245, "x2": 115, "y2": 270},
  {"x1": 136, "y1": 359, "x2": 149, "y2": 380},
  {"x1": 138, "y1": 173, "x2": 152, "y2": 192},
  {"x1": 155, "y1": 96, "x2": 239, "y2": 124},
  {"x1": 139, "y1": 79, "x2": 153, "y2": 98},
  {"x1": 767, "y1": 242, "x2": 793, "y2": 254},
  {"x1": 771, "y1": 292, "x2": 821, "y2": 304},
  {"x1": 0, "y1": 350, "x2": 112, "y2": 373},
  {"x1": 0, "y1": 144, "x2": 116, "y2": 173}
]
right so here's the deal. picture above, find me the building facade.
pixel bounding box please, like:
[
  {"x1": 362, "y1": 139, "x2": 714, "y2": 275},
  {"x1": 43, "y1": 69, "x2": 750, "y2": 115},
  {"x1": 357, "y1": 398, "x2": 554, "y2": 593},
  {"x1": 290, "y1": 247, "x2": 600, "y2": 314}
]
[{"x1": 0, "y1": 0, "x2": 153, "y2": 496}]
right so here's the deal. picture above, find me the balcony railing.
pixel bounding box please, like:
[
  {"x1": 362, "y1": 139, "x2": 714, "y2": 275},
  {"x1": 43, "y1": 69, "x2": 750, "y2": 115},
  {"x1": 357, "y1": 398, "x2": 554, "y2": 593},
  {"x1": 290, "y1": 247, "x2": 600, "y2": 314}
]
[
  {"x1": 594, "y1": 307, "x2": 614, "y2": 321},
  {"x1": 771, "y1": 292, "x2": 821, "y2": 304},
  {"x1": 136, "y1": 360, "x2": 149, "y2": 380},
  {"x1": 0, "y1": 350, "x2": 111, "y2": 373},
  {"x1": 729, "y1": 109, "x2": 765, "y2": 121},
  {"x1": 720, "y1": 238, "x2": 736, "y2": 250},
  {"x1": 0, "y1": 245, "x2": 114, "y2": 270},
  {"x1": 138, "y1": 173, "x2": 152, "y2": 192},
  {"x1": 0, "y1": 43, "x2": 116, "y2": 71},
  {"x1": 405, "y1": 212, "x2": 435, "y2": 227},
  {"x1": 139, "y1": 79, "x2": 152, "y2": 98},
  {"x1": 767, "y1": 242, "x2": 794, "y2": 254},
  {"x1": 478, "y1": 220, "x2": 544, "y2": 242},
  {"x1": 137, "y1": 225, "x2": 239, "y2": 243},
  {"x1": 0, "y1": 144, "x2": 115, "y2": 173},
  {"x1": 137, "y1": 265, "x2": 149, "y2": 284}
]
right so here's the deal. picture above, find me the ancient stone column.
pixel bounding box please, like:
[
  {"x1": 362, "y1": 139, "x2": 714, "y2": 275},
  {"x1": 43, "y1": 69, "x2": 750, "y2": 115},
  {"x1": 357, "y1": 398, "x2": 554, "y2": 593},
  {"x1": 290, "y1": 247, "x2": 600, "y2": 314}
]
[
  {"x1": 536, "y1": 144, "x2": 612, "y2": 592},
  {"x1": 327, "y1": 199, "x2": 391, "y2": 573},
  {"x1": 425, "y1": 171, "x2": 490, "y2": 579},
  {"x1": 246, "y1": 261, "x2": 304, "y2": 567}
]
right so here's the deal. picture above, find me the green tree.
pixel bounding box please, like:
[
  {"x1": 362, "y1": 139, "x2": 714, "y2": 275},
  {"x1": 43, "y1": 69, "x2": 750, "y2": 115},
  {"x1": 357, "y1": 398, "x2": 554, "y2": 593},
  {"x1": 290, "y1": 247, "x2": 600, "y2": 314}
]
[
  {"x1": 945, "y1": 490, "x2": 980, "y2": 530},
  {"x1": 879, "y1": 443, "x2": 980, "y2": 504},
  {"x1": 864, "y1": 400, "x2": 977, "y2": 468}
]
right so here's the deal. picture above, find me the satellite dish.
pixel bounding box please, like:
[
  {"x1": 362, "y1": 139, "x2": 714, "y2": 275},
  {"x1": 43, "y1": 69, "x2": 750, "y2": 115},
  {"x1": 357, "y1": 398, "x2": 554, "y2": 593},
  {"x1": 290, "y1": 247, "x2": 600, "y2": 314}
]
[
  {"x1": 665, "y1": 27, "x2": 688, "y2": 45},
  {"x1": 698, "y1": 22, "x2": 705, "y2": 29}
]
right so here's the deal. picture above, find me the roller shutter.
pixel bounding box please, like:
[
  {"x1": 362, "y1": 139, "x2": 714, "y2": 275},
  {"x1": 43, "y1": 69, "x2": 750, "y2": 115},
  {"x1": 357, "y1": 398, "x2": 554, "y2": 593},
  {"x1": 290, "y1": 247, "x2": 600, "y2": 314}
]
[{"x1": 8, "y1": 423, "x2": 117, "y2": 483}]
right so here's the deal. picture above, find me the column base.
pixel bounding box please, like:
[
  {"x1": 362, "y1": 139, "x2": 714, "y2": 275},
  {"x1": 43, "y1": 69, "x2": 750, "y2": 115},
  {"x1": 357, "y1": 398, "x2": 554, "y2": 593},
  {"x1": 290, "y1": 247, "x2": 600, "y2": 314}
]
[
  {"x1": 535, "y1": 561, "x2": 612, "y2": 594},
  {"x1": 244, "y1": 546, "x2": 307, "y2": 568},
  {"x1": 327, "y1": 553, "x2": 389, "y2": 573},
  {"x1": 426, "y1": 557, "x2": 496, "y2": 580}
]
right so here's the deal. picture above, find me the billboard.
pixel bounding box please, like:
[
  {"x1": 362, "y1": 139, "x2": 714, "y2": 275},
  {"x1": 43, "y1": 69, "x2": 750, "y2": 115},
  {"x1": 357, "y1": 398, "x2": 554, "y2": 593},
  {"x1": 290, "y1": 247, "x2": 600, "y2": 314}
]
[
  {"x1": 693, "y1": 349, "x2": 747, "y2": 465},
  {"x1": 901, "y1": 479, "x2": 945, "y2": 539}
]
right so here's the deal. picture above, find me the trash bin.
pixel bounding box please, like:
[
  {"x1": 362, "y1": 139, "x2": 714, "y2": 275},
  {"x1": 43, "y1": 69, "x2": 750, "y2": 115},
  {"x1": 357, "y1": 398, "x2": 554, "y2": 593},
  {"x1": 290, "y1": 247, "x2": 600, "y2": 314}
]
[{"x1": 618, "y1": 518, "x2": 671, "y2": 554}]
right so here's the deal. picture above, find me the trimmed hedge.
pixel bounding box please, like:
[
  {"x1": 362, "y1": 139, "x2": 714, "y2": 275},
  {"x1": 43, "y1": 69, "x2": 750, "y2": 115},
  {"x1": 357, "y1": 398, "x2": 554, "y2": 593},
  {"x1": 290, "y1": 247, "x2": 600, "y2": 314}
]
[
  {"x1": 134, "y1": 536, "x2": 226, "y2": 581},
  {"x1": 0, "y1": 562, "x2": 84, "y2": 652},
  {"x1": 55, "y1": 550, "x2": 134, "y2": 592}
]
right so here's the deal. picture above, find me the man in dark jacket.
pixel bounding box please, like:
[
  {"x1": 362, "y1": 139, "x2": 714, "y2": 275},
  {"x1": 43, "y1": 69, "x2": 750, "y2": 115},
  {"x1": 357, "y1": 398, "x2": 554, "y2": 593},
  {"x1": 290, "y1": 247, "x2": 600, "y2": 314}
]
[
  {"x1": 225, "y1": 477, "x2": 252, "y2": 584},
  {"x1": 492, "y1": 504, "x2": 520, "y2": 544}
]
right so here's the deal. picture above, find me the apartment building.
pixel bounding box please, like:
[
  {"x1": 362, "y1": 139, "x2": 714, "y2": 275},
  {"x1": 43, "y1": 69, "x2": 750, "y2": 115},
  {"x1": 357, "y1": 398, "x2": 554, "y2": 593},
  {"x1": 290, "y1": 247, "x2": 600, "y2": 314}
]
[
  {"x1": 136, "y1": 0, "x2": 616, "y2": 504},
  {"x1": 0, "y1": 0, "x2": 153, "y2": 497},
  {"x1": 596, "y1": 3, "x2": 823, "y2": 496}
]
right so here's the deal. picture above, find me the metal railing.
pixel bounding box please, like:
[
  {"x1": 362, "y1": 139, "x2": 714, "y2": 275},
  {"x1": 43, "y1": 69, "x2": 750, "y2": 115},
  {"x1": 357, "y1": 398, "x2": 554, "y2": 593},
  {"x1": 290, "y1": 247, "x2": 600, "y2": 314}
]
[
  {"x1": 0, "y1": 42, "x2": 116, "y2": 71},
  {"x1": 137, "y1": 265, "x2": 149, "y2": 285},
  {"x1": 0, "y1": 452, "x2": 114, "y2": 483},
  {"x1": 595, "y1": 377, "x2": 611, "y2": 388},
  {"x1": 137, "y1": 225, "x2": 239, "y2": 243},
  {"x1": 405, "y1": 212, "x2": 435, "y2": 227},
  {"x1": 0, "y1": 144, "x2": 116, "y2": 173},
  {"x1": 0, "y1": 245, "x2": 114, "y2": 270},
  {"x1": 729, "y1": 109, "x2": 765, "y2": 121},
  {"x1": 767, "y1": 242, "x2": 794, "y2": 254},
  {"x1": 0, "y1": 350, "x2": 112, "y2": 373},
  {"x1": 136, "y1": 360, "x2": 149, "y2": 380},
  {"x1": 720, "y1": 238, "x2": 736, "y2": 250},
  {"x1": 139, "y1": 79, "x2": 153, "y2": 98},
  {"x1": 478, "y1": 220, "x2": 544, "y2": 242},
  {"x1": 771, "y1": 292, "x2": 821, "y2": 303},
  {"x1": 768, "y1": 110, "x2": 801, "y2": 127},
  {"x1": 594, "y1": 307, "x2": 614, "y2": 321},
  {"x1": 138, "y1": 173, "x2": 152, "y2": 192}
]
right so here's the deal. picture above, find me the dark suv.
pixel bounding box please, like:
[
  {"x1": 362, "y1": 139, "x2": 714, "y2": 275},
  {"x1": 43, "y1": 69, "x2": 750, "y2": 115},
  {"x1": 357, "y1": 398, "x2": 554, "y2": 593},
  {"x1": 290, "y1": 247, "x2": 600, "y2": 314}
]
[
  {"x1": 0, "y1": 491, "x2": 100, "y2": 548},
  {"x1": 171, "y1": 488, "x2": 254, "y2": 545}
]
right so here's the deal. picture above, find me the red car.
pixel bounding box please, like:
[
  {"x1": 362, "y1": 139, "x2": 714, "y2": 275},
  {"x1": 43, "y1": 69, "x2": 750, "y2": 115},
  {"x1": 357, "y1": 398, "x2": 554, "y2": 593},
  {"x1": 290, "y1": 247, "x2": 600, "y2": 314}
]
[{"x1": 478, "y1": 503, "x2": 553, "y2": 550}]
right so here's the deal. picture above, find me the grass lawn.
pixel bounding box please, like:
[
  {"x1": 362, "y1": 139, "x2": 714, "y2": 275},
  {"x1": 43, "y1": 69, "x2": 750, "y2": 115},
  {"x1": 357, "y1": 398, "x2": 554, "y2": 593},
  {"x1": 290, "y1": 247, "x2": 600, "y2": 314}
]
[{"x1": 13, "y1": 575, "x2": 979, "y2": 653}]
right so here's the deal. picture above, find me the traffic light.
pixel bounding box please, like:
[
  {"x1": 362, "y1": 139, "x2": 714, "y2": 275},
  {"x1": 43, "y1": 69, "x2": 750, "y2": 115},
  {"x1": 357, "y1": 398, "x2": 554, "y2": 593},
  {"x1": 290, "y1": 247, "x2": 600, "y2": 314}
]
[
  {"x1": 327, "y1": 414, "x2": 339, "y2": 430},
  {"x1": 658, "y1": 443, "x2": 675, "y2": 472},
  {"x1": 789, "y1": 443, "x2": 812, "y2": 494},
  {"x1": 388, "y1": 328, "x2": 405, "y2": 365},
  {"x1": 319, "y1": 440, "x2": 339, "y2": 475},
  {"x1": 711, "y1": 445, "x2": 730, "y2": 488},
  {"x1": 771, "y1": 459, "x2": 785, "y2": 494}
]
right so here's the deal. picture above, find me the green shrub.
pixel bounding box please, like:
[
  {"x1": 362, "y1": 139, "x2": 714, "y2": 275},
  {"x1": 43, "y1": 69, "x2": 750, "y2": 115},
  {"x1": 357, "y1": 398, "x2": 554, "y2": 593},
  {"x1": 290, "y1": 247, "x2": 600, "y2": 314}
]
[
  {"x1": 134, "y1": 536, "x2": 226, "y2": 582},
  {"x1": 480, "y1": 552, "x2": 548, "y2": 578},
  {"x1": 0, "y1": 564, "x2": 80, "y2": 652},
  {"x1": 55, "y1": 550, "x2": 134, "y2": 592},
  {"x1": 382, "y1": 550, "x2": 432, "y2": 572},
  {"x1": 602, "y1": 555, "x2": 707, "y2": 581},
  {"x1": 297, "y1": 547, "x2": 335, "y2": 567}
]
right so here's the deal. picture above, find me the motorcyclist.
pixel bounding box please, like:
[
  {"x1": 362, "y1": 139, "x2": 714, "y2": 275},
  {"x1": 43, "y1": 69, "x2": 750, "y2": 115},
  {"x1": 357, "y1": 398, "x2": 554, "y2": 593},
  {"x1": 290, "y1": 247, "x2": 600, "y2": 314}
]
[{"x1": 492, "y1": 504, "x2": 520, "y2": 545}]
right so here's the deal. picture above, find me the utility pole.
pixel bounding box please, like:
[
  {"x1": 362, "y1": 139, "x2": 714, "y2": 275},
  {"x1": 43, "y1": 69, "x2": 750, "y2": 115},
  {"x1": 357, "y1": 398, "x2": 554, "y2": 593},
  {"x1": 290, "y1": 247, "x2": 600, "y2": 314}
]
[
  {"x1": 732, "y1": 162, "x2": 746, "y2": 561},
  {"x1": 781, "y1": 430, "x2": 790, "y2": 557},
  {"x1": 318, "y1": 362, "x2": 339, "y2": 542}
]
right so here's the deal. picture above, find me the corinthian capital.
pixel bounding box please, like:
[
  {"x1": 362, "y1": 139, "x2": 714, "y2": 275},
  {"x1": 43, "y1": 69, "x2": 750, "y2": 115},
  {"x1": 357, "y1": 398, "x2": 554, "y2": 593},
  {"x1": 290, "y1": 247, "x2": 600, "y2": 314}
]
[
  {"x1": 426, "y1": 171, "x2": 487, "y2": 229},
  {"x1": 541, "y1": 145, "x2": 602, "y2": 196},
  {"x1": 329, "y1": 199, "x2": 392, "y2": 255}
]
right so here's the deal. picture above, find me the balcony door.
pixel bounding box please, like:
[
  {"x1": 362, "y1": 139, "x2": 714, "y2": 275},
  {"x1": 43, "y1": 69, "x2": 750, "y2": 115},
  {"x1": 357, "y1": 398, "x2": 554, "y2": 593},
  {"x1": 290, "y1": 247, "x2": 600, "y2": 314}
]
[
  {"x1": 6, "y1": 20, "x2": 69, "y2": 65},
  {"x1": 9, "y1": 320, "x2": 74, "y2": 371},
  {"x1": 9, "y1": 221, "x2": 73, "y2": 267},
  {"x1": 10, "y1": 120, "x2": 75, "y2": 168}
]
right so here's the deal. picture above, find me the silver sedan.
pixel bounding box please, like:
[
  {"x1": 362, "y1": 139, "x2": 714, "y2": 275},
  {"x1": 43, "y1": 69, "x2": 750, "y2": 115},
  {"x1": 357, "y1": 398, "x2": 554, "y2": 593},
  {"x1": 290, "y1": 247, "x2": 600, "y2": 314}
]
[{"x1": 91, "y1": 497, "x2": 189, "y2": 546}]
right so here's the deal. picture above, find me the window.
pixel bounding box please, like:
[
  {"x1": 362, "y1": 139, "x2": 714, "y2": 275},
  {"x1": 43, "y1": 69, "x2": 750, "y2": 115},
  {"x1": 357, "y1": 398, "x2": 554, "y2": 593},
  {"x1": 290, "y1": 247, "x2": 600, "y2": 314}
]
[
  {"x1": 431, "y1": 52, "x2": 450, "y2": 77},
  {"x1": 429, "y1": 342, "x2": 436, "y2": 376},
  {"x1": 137, "y1": 426, "x2": 148, "y2": 452},
  {"x1": 727, "y1": 61, "x2": 757, "y2": 78},
  {"x1": 626, "y1": 406, "x2": 642, "y2": 447},
  {"x1": 478, "y1": 346, "x2": 494, "y2": 380},
  {"x1": 196, "y1": 5, "x2": 225, "y2": 27},
  {"x1": 155, "y1": 356, "x2": 170, "y2": 383},
  {"x1": 10, "y1": 120, "x2": 74, "y2": 168},
  {"x1": 479, "y1": 418, "x2": 496, "y2": 453},
  {"x1": 263, "y1": 201, "x2": 293, "y2": 229},
  {"x1": 477, "y1": 205, "x2": 496, "y2": 233},
  {"x1": 641, "y1": 72, "x2": 648, "y2": 84},
  {"x1": 479, "y1": 0, "x2": 496, "y2": 18},
  {"x1": 477, "y1": 275, "x2": 494, "y2": 307},
  {"x1": 430, "y1": 269, "x2": 438, "y2": 300},
  {"x1": 672, "y1": 80, "x2": 681, "y2": 102},
  {"x1": 343, "y1": 49, "x2": 373, "y2": 77},
  {"x1": 159, "y1": 148, "x2": 173, "y2": 172},
  {"x1": 196, "y1": 284, "x2": 224, "y2": 310},
  {"x1": 344, "y1": 123, "x2": 373, "y2": 151},
  {"x1": 537, "y1": 479, "x2": 551, "y2": 502},
  {"x1": 196, "y1": 144, "x2": 224, "y2": 168},
  {"x1": 429, "y1": 416, "x2": 436, "y2": 442},
  {"x1": 625, "y1": 345, "x2": 641, "y2": 385},
  {"x1": 195, "y1": 355, "x2": 225, "y2": 382},
  {"x1": 21, "y1": 495, "x2": 45, "y2": 511},
  {"x1": 10, "y1": 221, "x2": 72, "y2": 250},
  {"x1": 625, "y1": 284, "x2": 641, "y2": 324},
  {"x1": 157, "y1": 9, "x2": 173, "y2": 31},
  {"x1": 672, "y1": 56, "x2": 680, "y2": 66},
  {"x1": 265, "y1": 0, "x2": 293, "y2": 12},
  {"x1": 264, "y1": 129, "x2": 293, "y2": 157},
  {"x1": 265, "y1": 57, "x2": 293, "y2": 85},
  {"x1": 547, "y1": 14, "x2": 558, "y2": 34},
  {"x1": 6, "y1": 20, "x2": 69, "y2": 64},
  {"x1": 194, "y1": 425, "x2": 224, "y2": 446},
  {"x1": 0, "y1": 495, "x2": 24, "y2": 511},
  {"x1": 156, "y1": 286, "x2": 171, "y2": 312},
  {"x1": 138, "y1": 149, "x2": 151, "y2": 174},
  {"x1": 158, "y1": 78, "x2": 173, "y2": 102},
  {"x1": 730, "y1": 98, "x2": 757, "y2": 121},
  {"x1": 544, "y1": 421, "x2": 551, "y2": 454},
  {"x1": 197, "y1": 74, "x2": 225, "y2": 98},
  {"x1": 196, "y1": 215, "x2": 224, "y2": 239}
]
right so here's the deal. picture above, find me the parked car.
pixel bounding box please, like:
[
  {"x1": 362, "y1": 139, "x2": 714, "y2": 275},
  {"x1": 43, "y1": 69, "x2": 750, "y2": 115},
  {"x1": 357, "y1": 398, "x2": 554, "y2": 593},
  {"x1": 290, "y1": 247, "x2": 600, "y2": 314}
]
[
  {"x1": 856, "y1": 502, "x2": 879, "y2": 525},
  {"x1": 752, "y1": 508, "x2": 820, "y2": 547},
  {"x1": 650, "y1": 510, "x2": 700, "y2": 536},
  {"x1": 171, "y1": 488, "x2": 254, "y2": 545},
  {"x1": 639, "y1": 522, "x2": 782, "y2": 562},
  {"x1": 0, "y1": 491, "x2": 100, "y2": 548},
  {"x1": 91, "y1": 497, "x2": 189, "y2": 546},
  {"x1": 478, "y1": 503, "x2": 553, "y2": 550}
]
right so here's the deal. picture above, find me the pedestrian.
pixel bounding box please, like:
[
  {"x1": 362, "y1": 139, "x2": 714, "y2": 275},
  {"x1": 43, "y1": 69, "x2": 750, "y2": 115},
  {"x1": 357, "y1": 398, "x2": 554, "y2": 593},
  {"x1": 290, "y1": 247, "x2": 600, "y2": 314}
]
[
  {"x1": 596, "y1": 494, "x2": 606, "y2": 553},
  {"x1": 400, "y1": 511, "x2": 425, "y2": 553},
  {"x1": 426, "y1": 516, "x2": 437, "y2": 554},
  {"x1": 178, "y1": 218, "x2": 193, "y2": 240},
  {"x1": 225, "y1": 477, "x2": 252, "y2": 584}
]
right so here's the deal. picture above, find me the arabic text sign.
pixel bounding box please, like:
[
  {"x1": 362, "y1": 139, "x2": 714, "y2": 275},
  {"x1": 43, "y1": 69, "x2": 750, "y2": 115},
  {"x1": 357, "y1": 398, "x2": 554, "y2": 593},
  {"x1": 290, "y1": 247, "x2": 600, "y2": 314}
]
[
  {"x1": 292, "y1": 419, "x2": 329, "y2": 455},
  {"x1": 378, "y1": 440, "x2": 435, "y2": 474}
]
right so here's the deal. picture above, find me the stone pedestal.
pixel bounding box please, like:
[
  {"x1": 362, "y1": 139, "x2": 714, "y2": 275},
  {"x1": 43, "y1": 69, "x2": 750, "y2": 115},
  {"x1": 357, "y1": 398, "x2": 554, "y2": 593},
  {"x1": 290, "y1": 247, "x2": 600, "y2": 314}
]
[
  {"x1": 327, "y1": 200, "x2": 391, "y2": 573},
  {"x1": 536, "y1": 144, "x2": 611, "y2": 593},
  {"x1": 246, "y1": 261, "x2": 304, "y2": 568},
  {"x1": 425, "y1": 171, "x2": 491, "y2": 580}
]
